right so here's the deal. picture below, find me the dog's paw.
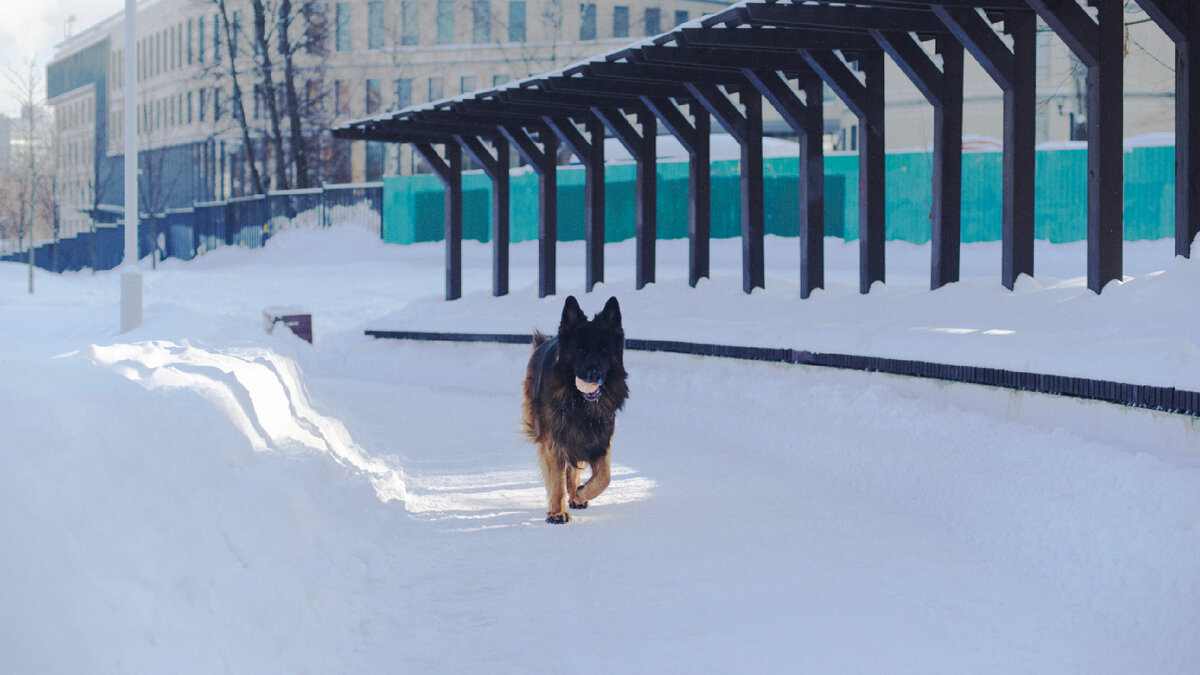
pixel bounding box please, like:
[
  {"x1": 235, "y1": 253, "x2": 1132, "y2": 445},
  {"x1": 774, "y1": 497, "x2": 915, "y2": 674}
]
[
  {"x1": 569, "y1": 499, "x2": 588, "y2": 510},
  {"x1": 546, "y1": 512, "x2": 571, "y2": 524}
]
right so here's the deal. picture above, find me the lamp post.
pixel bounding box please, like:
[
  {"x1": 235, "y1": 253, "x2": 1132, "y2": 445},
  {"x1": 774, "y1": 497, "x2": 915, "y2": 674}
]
[{"x1": 120, "y1": 0, "x2": 141, "y2": 332}]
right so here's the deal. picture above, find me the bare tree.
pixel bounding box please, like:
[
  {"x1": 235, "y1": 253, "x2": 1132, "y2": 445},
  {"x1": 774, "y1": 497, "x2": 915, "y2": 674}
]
[
  {"x1": 214, "y1": 0, "x2": 266, "y2": 196},
  {"x1": 85, "y1": 157, "x2": 118, "y2": 273},
  {"x1": 5, "y1": 57, "x2": 49, "y2": 293},
  {"x1": 250, "y1": 0, "x2": 289, "y2": 192},
  {"x1": 278, "y1": 0, "x2": 313, "y2": 188}
]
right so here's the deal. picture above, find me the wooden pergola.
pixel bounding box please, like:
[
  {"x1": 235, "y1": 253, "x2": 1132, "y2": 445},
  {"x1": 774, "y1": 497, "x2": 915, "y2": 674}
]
[{"x1": 333, "y1": 0, "x2": 1198, "y2": 302}]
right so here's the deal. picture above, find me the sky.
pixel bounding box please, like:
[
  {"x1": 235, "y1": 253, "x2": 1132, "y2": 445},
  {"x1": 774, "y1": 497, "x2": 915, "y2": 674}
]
[{"x1": 0, "y1": 0, "x2": 124, "y2": 117}]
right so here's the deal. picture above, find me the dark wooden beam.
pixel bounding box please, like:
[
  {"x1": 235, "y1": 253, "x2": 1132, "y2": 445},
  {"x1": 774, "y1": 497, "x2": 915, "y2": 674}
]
[
  {"x1": 593, "y1": 108, "x2": 657, "y2": 289},
  {"x1": 636, "y1": 44, "x2": 814, "y2": 74},
  {"x1": 586, "y1": 60, "x2": 738, "y2": 86},
  {"x1": 545, "y1": 116, "x2": 606, "y2": 291},
  {"x1": 873, "y1": 31, "x2": 964, "y2": 290},
  {"x1": 738, "y1": 2, "x2": 948, "y2": 35},
  {"x1": 743, "y1": 70, "x2": 826, "y2": 298},
  {"x1": 500, "y1": 124, "x2": 558, "y2": 297},
  {"x1": 933, "y1": 6, "x2": 1036, "y2": 289},
  {"x1": 413, "y1": 141, "x2": 463, "y2": 301},
  {"x1": 687, "y1": 83, "x2": 765, "y2": 293},
  {"x1": 455, "y1": 134, "x2": 510, "y2": 297},
  {"x1": 803, "y1": 49, "x2": 886, "y2": 293},
  {"x1": 1139, "y1": 0, "x2": 1199, "y2": 257},
  {"x1": 800, "y1": 74, "x2": 826, "y2": 299},
  {"x1": 676, "y1": 27, "x2": 880, "y2": 52},
  {"x1": 642, "y1": 97, "x2": 711, "y2": 286},
  {"x1": 1027, "y1": 0, "x2": 1124, "y2": 292}
]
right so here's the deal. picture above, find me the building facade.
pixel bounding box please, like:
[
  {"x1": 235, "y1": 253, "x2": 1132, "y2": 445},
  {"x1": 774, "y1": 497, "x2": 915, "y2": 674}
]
[
  {"x1": 47, "y1": 1, "x2": 1177, "y2": 242},
  {"x1": 47, "y1": 0, "x2": 731, "y2": 240}
]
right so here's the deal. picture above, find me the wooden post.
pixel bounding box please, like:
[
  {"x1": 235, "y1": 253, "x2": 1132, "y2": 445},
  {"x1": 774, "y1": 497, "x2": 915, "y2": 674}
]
[
  {"x1": 934, "y1": 5, "x2": 1037, "y2": 289},
  {"x1": 1027, "y1": 0, "x2": 1124, "y2": 293},
  {"x1": 546, "y1": 116, "x2": 606, "y2": 291},
  {"x1": 642, "y1": 96, "x2": 711, "y2": 286},
  {"x1": 1137, "y1": 0, "x2": 1200, "y2": 257},
  {"x1": 413, "y1": 140, "x2": 463, "y2": 301},
  {"x1": 593, "y1": 107, "x2": 657, "y2": 289},
  {"x1": 872, "y1": 31, "x2": 964, "y2": 290},
  {"x1": 803, "y1": 49, "x2": 886, "y2": 294},
  {"x1": 456, "y1": 134, "x2": 510, "y2": 296},
  {"x1": 501, "y1": 125, "x2": 558, "y2": 297},
  {"x1": 687, "y1": 82, "x2": 765, "y2": 293}
]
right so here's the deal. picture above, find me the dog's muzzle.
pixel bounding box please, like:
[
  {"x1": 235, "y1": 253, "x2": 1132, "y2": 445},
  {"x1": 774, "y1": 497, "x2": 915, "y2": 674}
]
[{"x1": 575, "y1": 376, "x2": 602, "y2": 402}]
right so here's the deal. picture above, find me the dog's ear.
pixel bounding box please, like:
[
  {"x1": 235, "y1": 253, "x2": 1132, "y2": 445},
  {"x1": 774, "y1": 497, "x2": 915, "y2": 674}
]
[
  {"x1": 597, "y1": 296, "x2": 621, "y2": 329},
  {"x1": 560, "y1": 295, "x2": 586, "y2": 331}
]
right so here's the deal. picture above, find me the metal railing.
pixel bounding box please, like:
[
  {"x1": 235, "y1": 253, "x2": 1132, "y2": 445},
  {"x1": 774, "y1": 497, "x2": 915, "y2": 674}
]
[{"x1": 0, "y1": 182, "x2": 384, "y2": 273}]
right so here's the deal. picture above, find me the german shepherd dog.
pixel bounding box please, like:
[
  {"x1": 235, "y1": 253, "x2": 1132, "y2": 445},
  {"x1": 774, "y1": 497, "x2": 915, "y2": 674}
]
[{"x1": 523, "y1": 296, "x2": 628, "y2": 524}]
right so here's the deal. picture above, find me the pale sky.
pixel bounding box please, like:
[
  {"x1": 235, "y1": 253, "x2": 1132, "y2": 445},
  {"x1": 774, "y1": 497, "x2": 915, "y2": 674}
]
[{"x1": 0, "y1": 0, "x2": 125, "y2": 117}]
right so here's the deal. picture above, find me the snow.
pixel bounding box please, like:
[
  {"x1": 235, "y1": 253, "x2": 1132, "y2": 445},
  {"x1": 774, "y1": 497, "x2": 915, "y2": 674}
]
[{"x1": 2, "y1": 224, "x2": 1198, "y2": 673}]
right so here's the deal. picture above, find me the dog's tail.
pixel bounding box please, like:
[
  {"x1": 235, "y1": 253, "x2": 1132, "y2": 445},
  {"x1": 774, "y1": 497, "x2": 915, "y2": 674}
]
[{"x1": 531, "y1": 330, "x2": 550, "y2": 350}]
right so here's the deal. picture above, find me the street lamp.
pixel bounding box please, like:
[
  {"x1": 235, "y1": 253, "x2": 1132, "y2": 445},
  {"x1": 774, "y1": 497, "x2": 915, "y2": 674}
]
[{"x1": 120, "y1": 0, "x2": 141, "y2": 333}]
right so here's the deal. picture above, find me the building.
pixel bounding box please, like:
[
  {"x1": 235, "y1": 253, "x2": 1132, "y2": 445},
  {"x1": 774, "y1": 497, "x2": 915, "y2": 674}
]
[
  {"x1": 46, "y1": 0, "x2": 732, "y2": 241},
  {"x1": 46, "y1": 1, "x2": 1178, "y2": 242},
  {"x1": 824, "y1": 4, "x2": 1175, "y2": 153}
]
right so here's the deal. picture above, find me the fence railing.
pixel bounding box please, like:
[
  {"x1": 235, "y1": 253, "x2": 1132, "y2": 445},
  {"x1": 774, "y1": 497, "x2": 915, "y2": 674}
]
[{"x1": 0, "y1": 182, "x2": 383, "y2": 273}]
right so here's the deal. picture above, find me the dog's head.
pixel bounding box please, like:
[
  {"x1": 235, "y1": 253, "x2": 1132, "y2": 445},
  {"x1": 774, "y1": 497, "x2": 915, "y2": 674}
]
[{"x1": 557, "y1": 295, "x2": 623, "y2": 403}]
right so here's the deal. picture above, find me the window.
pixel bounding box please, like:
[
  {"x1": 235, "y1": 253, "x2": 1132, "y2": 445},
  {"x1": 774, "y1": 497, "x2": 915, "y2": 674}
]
[
  {"x1": 306, "y1": 80, "x2": 322, "y2": 115},
  {"x1": 460, "y1": 75, "x2": 476, "y2": 94},
  {"x1": 307, "y1": 5, "x2": 328, "y2": 55},
  {"x1": 493, "y1": 73, "x2": 509, "y2": 86},
  {"x1": 401, "y1": 0, "x2": 419, "y2": 45},
  {"x1": 214, "y1": 87, "x2": 221, "y2": 121},
  {"x1": 428, "y1": 75, "x2": 443, "y2": 102},
  {"x1": 365, "y1": 142, "x2": 384, "y2": 180},
  {"x1": 436, "y1": 1, "x2": 454, "y2": 44},
  {"x1": 1036, "y1": 31, "x2": 1051, "y2": 80},
  {"x1": 198, "y1": 16, "x2": 205, "y2": 62},
  {"x1": 335, "y1": 80, "x2": 351, "y2": 115},
  {"x1": 508, "y1": 1, "x2": 525, "y2": 42},
  {"x1": 674, "y1": 10, "x2": 688, "y2": 26},
  {"x1": 394, "y1": 78, "x2": 412, "y2": 109},
  {"x1": 336, "y1": 3, "x2": 351, "y2": 51},
  {"x1": 366, "y1": 78, "x2": 381, "y2": 114},
  {"x1": 368, "y1": 1, "x2": 384, "y2": 49},
  {"x1": 644, "y1": 8, "x2": 660, "y2": 36},
  {"x1": 199, "y1": 88, "x2": 206, "y2": 122},
  {"x1": 473, "y1": 0, "x2": 491, "y2": 43},
  {"x1": 580, "y1": 3, "x2": 596, "y2": 41},
  {"x1": 613, "y1": 6, "x2": 629, "y2": 38},
  {"x1": 187, "y1": 20, "x2": 193, "y2": 65},
  {"x1": 214, "y1": 13, "x2": 221, "y2": 61}
]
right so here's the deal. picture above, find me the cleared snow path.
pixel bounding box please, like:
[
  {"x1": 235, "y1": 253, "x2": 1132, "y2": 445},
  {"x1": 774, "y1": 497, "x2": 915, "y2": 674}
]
[{"x1": 2, "y1": 228, "x2": 1197, "y2": 672}]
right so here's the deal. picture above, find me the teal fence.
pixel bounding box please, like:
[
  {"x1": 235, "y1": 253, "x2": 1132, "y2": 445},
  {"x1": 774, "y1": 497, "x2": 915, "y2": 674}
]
[{"x1": 382, "y1": 145, "x2": 1176, "y2": 246}]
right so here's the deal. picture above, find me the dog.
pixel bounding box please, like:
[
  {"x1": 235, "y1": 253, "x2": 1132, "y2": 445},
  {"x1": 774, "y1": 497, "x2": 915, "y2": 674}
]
[{"x1": 523, "y1": 296, "x2": 628, "y2": 524}]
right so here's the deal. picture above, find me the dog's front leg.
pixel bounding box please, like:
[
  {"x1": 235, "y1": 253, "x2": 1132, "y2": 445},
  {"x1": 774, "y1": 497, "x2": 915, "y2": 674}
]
[
  {"x1": 540, "y1": 445, "x2": 571, "y2": 524},
  {"x1": 575, "y1": 451, "x2": 611, "y2": 504}
]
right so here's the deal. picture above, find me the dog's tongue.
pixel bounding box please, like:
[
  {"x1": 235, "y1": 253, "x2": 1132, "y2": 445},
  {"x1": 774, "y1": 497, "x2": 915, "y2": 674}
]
[{"x1": 575, "y1": 377, "x2": 600, "y2": 397}]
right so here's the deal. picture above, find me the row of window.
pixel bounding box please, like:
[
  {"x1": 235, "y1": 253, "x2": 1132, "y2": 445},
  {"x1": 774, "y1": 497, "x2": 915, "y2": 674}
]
[
  {"x1": 334, "y1": 1, "x2": 690, "y2": 51},
  {"x1": 336, "y1": 72, "x2": 512, "y2": 118},
  {"x1": 107, "y1": 2, "x2": 693, "y2": 91},
  {"x1": 56, "y1": 96, "x2": 94, "y2": 132}
]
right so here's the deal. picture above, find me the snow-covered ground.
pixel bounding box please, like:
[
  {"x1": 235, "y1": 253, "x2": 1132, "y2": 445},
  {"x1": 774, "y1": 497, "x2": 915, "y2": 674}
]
[{"x1": 2, "y1": 225, "x2": 1198, "y2": 673}]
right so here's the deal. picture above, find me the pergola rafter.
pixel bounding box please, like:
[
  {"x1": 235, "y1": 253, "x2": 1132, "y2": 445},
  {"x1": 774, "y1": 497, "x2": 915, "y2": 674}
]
[{"x1": 333, "y1": 0, "x2": 1190, "y2": 302}]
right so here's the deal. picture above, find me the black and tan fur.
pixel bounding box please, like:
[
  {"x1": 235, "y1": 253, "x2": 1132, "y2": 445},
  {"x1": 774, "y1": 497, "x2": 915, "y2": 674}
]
[{"x1": 522, "y1": 296, "x2": 628, "y2": 524}]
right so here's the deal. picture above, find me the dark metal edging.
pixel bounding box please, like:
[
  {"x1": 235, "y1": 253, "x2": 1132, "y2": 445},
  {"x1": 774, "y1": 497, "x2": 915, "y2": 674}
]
[{"x1": 365, "y1": 330, "x2": 1200, "y2": 418}]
